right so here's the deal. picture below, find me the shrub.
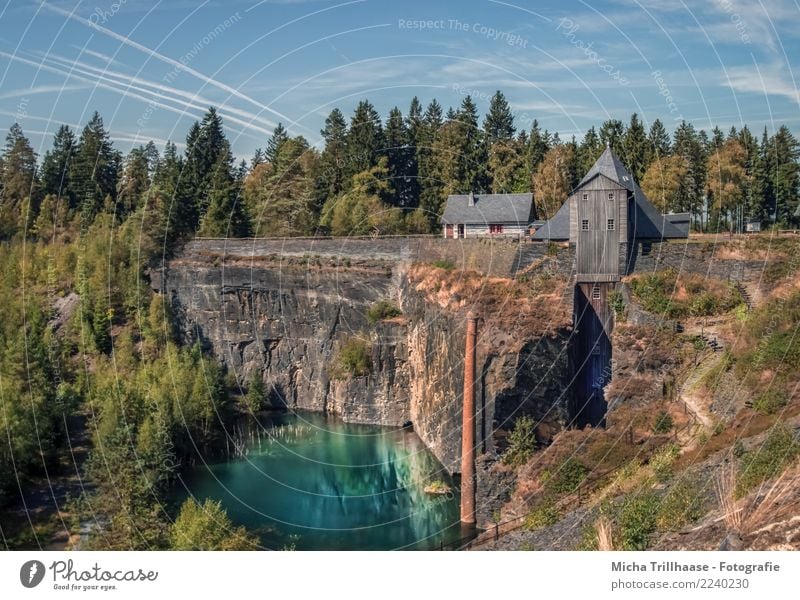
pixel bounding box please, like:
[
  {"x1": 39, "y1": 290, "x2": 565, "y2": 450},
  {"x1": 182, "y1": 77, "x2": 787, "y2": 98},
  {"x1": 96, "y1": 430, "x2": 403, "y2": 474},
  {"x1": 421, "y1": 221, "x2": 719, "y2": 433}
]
[
  {"x1": 523, "y1": 503, "x2": 560, "y2": 530},
  {"x1": 609, "y1": 290, "x2": 625, "y2": 319},
  {"x1": 652, "y1": 410, "x2": 673, "y2": 434},
  {"x1": 502, "y1": 415, "x2": 537, "y2": 467},
  {"x1": 431, "y1": 259, "x2": 455, "y2": 270},
  {"x1": 366, "y1": 300, "x2": 402, "y2": 324},
  {"x1": 736, "y1": 425, "x2": 800, "y2": 497},
  {"x1": 330, "y1": 338, "x2": 372, "y2": 379},
  {"x1": 546, "y1": 458, "x2": 588, "y2": 494},
  {"x1": 753, "y1": 387, "x2": 789, "y2": 414},
  {"x1": 242, "y1": 374, "x2": 266, "y2": 413},
  {"x1": 171, "y1": 498, "x2": 258, "y2": 550},
  {"x1": 650, "y1": 444, "x2": 679, "y2": 482},
  {"x1": 618, "y1": 491, "x2": 660, "y2": 550},
  {"x1": 546, "y1": 242, "x2": 560, "y2": 256},
  {"x1": 656, "y1": 478, "x2": 706, "y2": 530}
]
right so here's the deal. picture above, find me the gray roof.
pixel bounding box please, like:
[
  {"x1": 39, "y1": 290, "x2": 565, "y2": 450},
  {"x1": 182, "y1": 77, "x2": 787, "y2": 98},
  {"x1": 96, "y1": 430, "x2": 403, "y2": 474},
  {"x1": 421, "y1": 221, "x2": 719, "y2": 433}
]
[
  {"x1": 534, "y1": 146, "x2": 688, "y2": 240},
  {"x1": 532, "y1": 199, "x2": 571, "y2": 240},
  {"x1": 441, "y1": 193, "x2": 534, "y2": 225}
]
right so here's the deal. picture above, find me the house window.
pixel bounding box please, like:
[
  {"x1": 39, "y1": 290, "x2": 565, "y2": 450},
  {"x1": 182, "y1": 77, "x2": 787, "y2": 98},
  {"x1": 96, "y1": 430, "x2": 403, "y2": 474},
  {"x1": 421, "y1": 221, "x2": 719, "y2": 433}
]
[
  {"x1": 581, "y1": 219, "x2": 589, "y2": 231},
  {"x1": 607, "y1": 219, "x2": 615, "y2": 230},
  {"x1": 489, "y1": 224, "x2": 503, "y2": 234},
  {"x1": 592, "y1": 286, "x2": 601, "y2": 300},
  {"x1": 608, "y1": 193, "x2": 614, "y2": 200}
]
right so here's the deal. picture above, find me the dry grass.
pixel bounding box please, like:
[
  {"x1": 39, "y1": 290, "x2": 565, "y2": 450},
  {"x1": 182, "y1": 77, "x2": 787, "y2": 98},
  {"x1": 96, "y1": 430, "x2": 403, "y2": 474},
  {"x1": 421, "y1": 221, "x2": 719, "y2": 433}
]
[
  {"x1": 596, "y1": 517, "x2": 615, "y2": 551},
  {"x1": 715, "y1": 461, "x2": 743, "y2": 533},
  {"x1": 716, "y1": 460, "x2": 800, "y2": 539}
]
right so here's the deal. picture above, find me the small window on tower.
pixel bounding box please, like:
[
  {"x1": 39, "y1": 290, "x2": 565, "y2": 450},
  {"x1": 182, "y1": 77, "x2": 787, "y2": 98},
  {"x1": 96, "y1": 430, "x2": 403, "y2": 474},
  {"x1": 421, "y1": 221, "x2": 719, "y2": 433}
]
[
  {"x1": 583, "y1": 193, "x2": 588, "y2": 200},
  {"x1": 607, "y1": 219, "x2": 615, "y2": 230},
  {"x1": 581, "y1": 219, "x2": 589, "y2": 231},
  {"x1": 608, "y1": 193, "x2": 614, "y2": 200},
  {"x1": 592, "y1": 286, "x2": 601, "y2": 300}
]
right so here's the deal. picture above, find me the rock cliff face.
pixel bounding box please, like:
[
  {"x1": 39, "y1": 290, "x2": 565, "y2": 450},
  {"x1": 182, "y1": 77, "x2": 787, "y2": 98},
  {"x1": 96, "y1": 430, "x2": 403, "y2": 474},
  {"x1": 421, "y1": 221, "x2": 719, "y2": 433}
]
[{"x1": 155, "y1": 241, "x2": 575, "y2": 473}]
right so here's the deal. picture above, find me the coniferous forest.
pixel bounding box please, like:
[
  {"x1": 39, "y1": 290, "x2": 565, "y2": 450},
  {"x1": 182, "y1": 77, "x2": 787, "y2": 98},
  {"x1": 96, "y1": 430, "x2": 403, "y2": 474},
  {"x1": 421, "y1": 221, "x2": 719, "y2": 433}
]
[{"x1": 0, "y1": 91, "x2": 799, "y2": 550}]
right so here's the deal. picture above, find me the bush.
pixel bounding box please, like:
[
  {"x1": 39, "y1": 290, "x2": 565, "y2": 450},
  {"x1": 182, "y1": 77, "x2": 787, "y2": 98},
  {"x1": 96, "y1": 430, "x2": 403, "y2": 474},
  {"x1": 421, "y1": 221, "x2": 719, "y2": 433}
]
[
  {"x1": 736, "y1": 425, "x2": 800, "y2": 497},
  {"x1": 546, "y1": 458, "x2": 588, "y2": 494},
  {"x1": 652, "y1": 410, "x2": 673, "y2": 434},
  {"x1": 502, "y1": 415, "x2": 537, "y2": 467},
  {"x1": 656, "y1": 478, "x2": 706, "y2": 531},
  {"x1": 609, "y1": 290, "x2": 625, "y2": 319},
  {"x1": 330, "y1": 338, "x2": 372, "y2": 379},
  {"x1": 366, "y1": 300, "x2": 402, "y2": 324},
  {"x1": 523, "y1": 503, "x2": 560, "y2": 530},
  {"x1": 171, "y1": 498, "x2": 258, "y2": 550},
  {"x1": 753, "y1": 387, "x2": 788, "y2": 415},
  {"x1": 618, "y1": 491, "x2": 660, "y2": 550},
  {"x1": 649, "y1": 444, "x2": 679, "y2": 482},
  {"x1": 243, "y1": 374, "x2": 266, "y2": 413},
  {"x1": 431, "y1": 259, "x2": 455, "y2": 270}
]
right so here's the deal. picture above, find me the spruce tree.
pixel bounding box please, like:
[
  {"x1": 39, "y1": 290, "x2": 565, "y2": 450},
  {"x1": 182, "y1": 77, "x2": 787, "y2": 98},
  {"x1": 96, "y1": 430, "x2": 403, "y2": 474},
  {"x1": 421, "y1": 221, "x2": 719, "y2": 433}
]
[
  {"x1": 622, "y1": 113, "x2": 649, "y2": 181},
  {"x1": 198, "y1": 149, "x2": 251, "y2": 238},
  {"x1": 0, "y1": 123, "x2": 39, "y2": 237},
  {"x1": 483, "y1": 91, "x2": 515, "y2": 144},
  {"x1": 647, "y1": 119, "x2": 671, "y2": 161},
  {"x1": 40, "y1": 124, "x2": 76, "y2": 208},
  {"x1": 578, "y1": 126, "x2": 602, "y2": 175},
  {"x1": 344, "y1": 100, "x2": 383, "y2": 183},
  {"x1": 599, "y1": 119, "x2": 624, "y2": 155},
  {"x1": 70, "y1": 112, "x2": 120, "y2": 225},
  {"x1": 384, "y1": 106, "x2": 414, "y2": 207},
  {"x1": 265, "y1": 123, "x2": 289, "y2": 163}
]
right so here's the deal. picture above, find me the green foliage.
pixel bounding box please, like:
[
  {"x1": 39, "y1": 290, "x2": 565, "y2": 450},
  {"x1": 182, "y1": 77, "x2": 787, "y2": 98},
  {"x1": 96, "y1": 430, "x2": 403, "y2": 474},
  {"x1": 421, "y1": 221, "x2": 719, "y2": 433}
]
[
  {"x1": 366, "y1": 300, "x2": 402, "y2": 324},
  {"x1": 630, "y1": 270, "x2": 742, "y2": 319},
  {"x1": 651, "y1": 410, "x2": 674, "y2": 434},
  {"x1": 736, "y1": 425, "x2": 800, "y2": 497},
  {"x1": 243, "y1": 374, "x2": 266, "y2": 413},
  {"x1": 545, "y1": 458, "x2": 588, "y2": 494},
  {"x1": 608, "y1": 290, "x2": 625, "y2": 319},
  {"x1": 523, "y1": 502, "x2": 560, "y2": 530},
  {"x1": 431, "y1": 259, "x2": 455, "y2": 270},
  {"x1": 502, "y1": 415, "x2": 537, "y2": 467},
  {"x1": 650, "y1": 444, "x2": 679, "y2": 482},
  {"x1": 752, "y1": 386, "x2": 789, "y2": 415},
  {"x1": 171, "y1": 498, "x2": 258, "y2": 550},
  {"x1": 330, "y1": 338, "x2": 372, "y2": 379},
  {"x1": 656, "y1": 478, "x2": 707, "y2": 531},
  {"x1": 617, "y1": 491, "x2": 660, "y2": 550}
]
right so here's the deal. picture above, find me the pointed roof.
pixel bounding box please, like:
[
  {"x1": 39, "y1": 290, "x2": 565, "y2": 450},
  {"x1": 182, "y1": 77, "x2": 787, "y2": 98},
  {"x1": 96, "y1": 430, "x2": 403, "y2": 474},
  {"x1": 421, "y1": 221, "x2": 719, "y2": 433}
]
[{"x1": 533, "y1": 146, "x2": 688, "y2": 240}]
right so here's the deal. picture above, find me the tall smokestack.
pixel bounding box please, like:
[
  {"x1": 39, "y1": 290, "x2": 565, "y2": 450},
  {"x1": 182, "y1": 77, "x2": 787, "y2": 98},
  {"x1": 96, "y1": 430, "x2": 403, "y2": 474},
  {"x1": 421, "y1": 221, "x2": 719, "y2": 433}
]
[{"x1": 460, "y1": 311, "x2": 478, "y2": 525}]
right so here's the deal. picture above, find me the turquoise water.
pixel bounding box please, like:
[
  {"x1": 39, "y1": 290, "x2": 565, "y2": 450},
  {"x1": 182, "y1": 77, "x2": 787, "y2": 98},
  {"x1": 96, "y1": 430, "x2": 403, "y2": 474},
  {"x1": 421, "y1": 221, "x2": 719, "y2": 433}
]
[{"x1": 176, "y1": 412, "x2": 465, "y2": 550}]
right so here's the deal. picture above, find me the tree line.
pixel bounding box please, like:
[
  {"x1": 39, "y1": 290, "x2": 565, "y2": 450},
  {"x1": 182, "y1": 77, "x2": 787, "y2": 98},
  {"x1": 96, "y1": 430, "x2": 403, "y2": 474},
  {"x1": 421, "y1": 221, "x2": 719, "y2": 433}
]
[{"x1": 2, "y1": 93, "x2": 798, "y2": 248}]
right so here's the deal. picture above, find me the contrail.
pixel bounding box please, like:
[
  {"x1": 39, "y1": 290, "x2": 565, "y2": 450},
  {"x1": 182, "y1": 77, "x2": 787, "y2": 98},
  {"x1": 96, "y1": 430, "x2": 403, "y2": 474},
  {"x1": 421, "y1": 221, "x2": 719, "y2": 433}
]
[
  {"x1": 40, "y1": 1, "x2": 305, "y2": 133},
  {"x1": 40, "y1": 51, "x2": 278, "y2": 131},
  {"x1": 0, "y1": 51, "x2": 266, "y2": 140}
]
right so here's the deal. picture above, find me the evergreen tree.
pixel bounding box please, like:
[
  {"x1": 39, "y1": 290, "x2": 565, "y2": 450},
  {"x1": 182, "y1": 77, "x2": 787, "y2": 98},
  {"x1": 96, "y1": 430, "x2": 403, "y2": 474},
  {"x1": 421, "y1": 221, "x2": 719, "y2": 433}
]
[
  {"x1": 314, "y1": 108, "x2": 348, "y2": 207},
  {"x1": 599, "y1": 119, "x2": 624, "y2": 154},
  {"x1": 647, "y1": 119, "x2": 671, "y2": 161},
  {"x1": 384, "y1": 106, "x2": 414, "y2": 207},
  {"x1": 417, "y1": 99, "x2": 444, "y2": 227},
  {"x1": 526, "y1": 120, "x2": 550, "y2": 186},
  {"x1": 265, "y1": 123, "x2": 289, "y2": 163},
  {"x1": 70, "y1": 112, "x2": 120, "y2": 225},
  {"x1": 343, "y1": 100, "x2": 384, "y2": 183},
  {"x1": 0, "y1": 123, "x2": 39, "y2": 237},
  {"x1": 672, "y1": 121, "x2": 707, "y2": 226},
  {"x1": 483, "y1": 90, "x2": 515, "y2": 143},
  {"x1": 117, "y1": 146, "x2": 151, "y2": 216},
  {"x1": 769, "y1": 126, "x2": 800, "y2": 226},
  {"x1": 197, "y1": 148, "x2": 251, "y2": 237},
  {"x1": 622, "y1": 113, "x2": 649, "y2": 181},
  {"x1": 578, "y1": 126, "x2": 602, "y2": 175},
  {"x1": 40, "y1": 124, "x2": 76, "y2": 208},
  {"x1": 455, "y1": 95, "x2": 486, "y2": 192}
]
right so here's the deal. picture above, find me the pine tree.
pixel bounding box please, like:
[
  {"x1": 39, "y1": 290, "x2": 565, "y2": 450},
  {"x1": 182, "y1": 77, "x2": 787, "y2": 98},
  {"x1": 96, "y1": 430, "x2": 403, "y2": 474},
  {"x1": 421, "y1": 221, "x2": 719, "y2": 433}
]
[
  {"x1": 70, "y1": 112, "x2": 120, "y2": 225},
  {"x1": 117, "y1": 146, "x2": 151, "y2": 216},
  {"x1": 578, "y1": 126, "x2": 602, "y2": 175},
  {"x1": 526, "y1": 120, "x2": 550, "y2": 185},
  {"x1": 0, "y1": 123, "x2": 39, "y2": 237},
  {"x1": 622, "y1": 113, "x2": 649, "y2": 181},
  {"x1": 599, "y1": 119, "x2": 624, "y2": 154},
  {"x1": 265, "y1": 123, "x2": 289, "y2": 163},
  {"x1": 344, "y1": 100, "x2": 384, "y2": 183},
  {"x1": 314, "y1": 108, "x2": 348, "y2": 207},
  {"x1": 483, "y1": 91, "x2": 515, "y2": 144},
  {"x1": 40, "y1": 124, "x2": 77, "y2": 209},
  {"x1": 197, "y1": 148, "x2": 251, "y2": 237},
  {"x1": 417, "y1": 99, "x2": 444, "y2": 227},
  {"x1": 455, "y1": 95, "x2": 486, "y2": 192},
  {"x1": 770, "y1": 126, "x2": 800, "y2": 226},
  {"x1": 672, "y1": 121, "x2": 707, "y2": 226},
  {"x1": 647, "y1": 119, "x2": 671, "y2": 161},
  {"x1": 384, "y1": 106, "x2": 414, "y2": 207}
]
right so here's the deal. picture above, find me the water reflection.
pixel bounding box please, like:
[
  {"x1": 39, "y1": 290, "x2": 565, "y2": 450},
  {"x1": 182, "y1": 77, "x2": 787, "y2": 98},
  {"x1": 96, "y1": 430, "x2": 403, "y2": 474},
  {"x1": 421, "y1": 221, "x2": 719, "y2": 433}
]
[{"x1": 176, "y1": 412, "x2": 463, "y2": 550}]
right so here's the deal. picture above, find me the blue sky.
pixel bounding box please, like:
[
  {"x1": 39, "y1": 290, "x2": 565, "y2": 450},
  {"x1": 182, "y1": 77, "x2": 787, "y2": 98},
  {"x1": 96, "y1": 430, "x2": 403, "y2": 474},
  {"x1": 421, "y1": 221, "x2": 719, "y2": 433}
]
[{"x1": 0, "y1": 0, "x2": 798, "y2": 161}]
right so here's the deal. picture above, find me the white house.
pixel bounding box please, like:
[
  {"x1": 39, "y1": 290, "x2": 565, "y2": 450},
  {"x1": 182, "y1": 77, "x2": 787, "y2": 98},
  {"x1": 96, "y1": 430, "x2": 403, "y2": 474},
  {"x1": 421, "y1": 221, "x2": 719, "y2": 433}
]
[{"x1": 440, "y1": 192, "x2": 534, "y2": 239}]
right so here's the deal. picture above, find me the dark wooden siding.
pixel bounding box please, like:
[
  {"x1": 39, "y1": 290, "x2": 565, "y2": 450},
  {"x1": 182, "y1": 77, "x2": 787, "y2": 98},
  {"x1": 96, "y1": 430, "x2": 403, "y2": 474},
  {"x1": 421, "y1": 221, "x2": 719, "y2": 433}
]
[
  {"x1": 575, "y1": 175, "x2": 624, "y2": 282},
  {"x1": 572, "y1": 282, "x2": 614, "y2": 427}
]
